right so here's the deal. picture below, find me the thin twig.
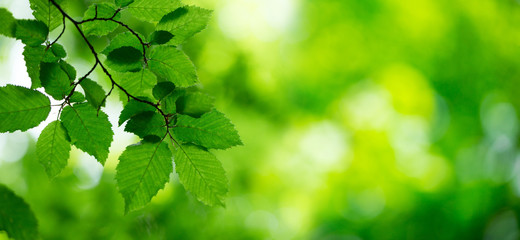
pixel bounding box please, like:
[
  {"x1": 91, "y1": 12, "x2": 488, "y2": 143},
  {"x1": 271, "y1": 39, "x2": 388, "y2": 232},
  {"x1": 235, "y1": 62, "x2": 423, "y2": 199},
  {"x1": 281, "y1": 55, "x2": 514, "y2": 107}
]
[
  {"x1": 49, "y1": 0, "x2": 167, "y2": 123},
  {"x1": 49, "y1": 16, "x2": 66, "y2": 46}
]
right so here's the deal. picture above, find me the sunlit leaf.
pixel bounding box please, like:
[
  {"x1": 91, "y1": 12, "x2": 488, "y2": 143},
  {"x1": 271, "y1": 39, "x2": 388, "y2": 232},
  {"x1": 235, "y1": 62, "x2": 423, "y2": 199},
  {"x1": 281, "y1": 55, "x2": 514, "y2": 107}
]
[
  {"x1": 40, "y1": 62, "x2": 73, "y2": 100},
  {"x1": 116, "y1": 140, "x2": 173, "y2": 213},
  {"x1": 59, "y1": 60, "x2": 76, "y2": 81},
  {"x1": 22, "y1": 45, "x2": 46, "y2": 88},
  {"x1": 126, "y1": 0, "x2": 182, "y2": 24},
  {"x1": 115, "y1": 69, "x2": 157, "y2": 101},
  {"x1": 0, "y1": 85, "x2": 51, "y2": 133},
  {"x1": 118, "y1": 99, "x2": 157, "y2": 126},
  {"x1": 174, "y1": 110, "x2": 242, "y2": 149},
  {"x1": 157, "y1": 6, "x2": 212, "y2": 45},
  {"x1": 69, "y1": 91, "x2": 85, "y2": 103},
  {"x1": 176, "y1": 92, "x2": 213, "y2": 117},
  {"x1": 125, "y1": 111, "x2": 166, "y2": 138},
  {"x1": 81, "y1": 3, "x2": 121, "y2": 36},
  {"x1": 36, "y1": 120, "x2": 71, "y2": 178},
  {"x1": 116, "y1": 0, "x2": 134, "y2": 8},
  {"x1": 153, "y1": 82, "x2": 182, "y2": 114},
  {"x1": 15, "y1": 19, "x2": 48, "y2": 46},
  {"x1": 60, "y1": 103, "x2": 113, "y2": 164},
  {"x1": 102, "y1": 32, "x2": 144, "y2": 72},
  {"x1": 29, "y1": 0, "x2": 65, "y2": 31},
  {"x1": 149, "y1": 45, "x2": 197, "y2": 87},
  {"x1": 174, "y1": 144, "x2": 227, "y2": 206},
  {"x1": 80, "y1": 78, "x2": 106, "y2": 109}
]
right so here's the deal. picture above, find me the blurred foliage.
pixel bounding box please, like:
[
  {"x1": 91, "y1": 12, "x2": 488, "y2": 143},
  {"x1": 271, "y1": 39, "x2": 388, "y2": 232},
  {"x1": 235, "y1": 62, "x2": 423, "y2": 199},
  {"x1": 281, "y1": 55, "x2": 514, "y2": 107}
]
[{"x1": 2, "y1": 0, "x2": 520, "y2": 239}]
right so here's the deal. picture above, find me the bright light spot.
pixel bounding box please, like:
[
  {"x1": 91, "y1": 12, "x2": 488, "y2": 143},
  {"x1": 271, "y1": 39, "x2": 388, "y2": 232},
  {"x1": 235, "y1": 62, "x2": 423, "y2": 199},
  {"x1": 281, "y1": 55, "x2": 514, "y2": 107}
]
[
  {"x1": 343, "y1": 188, "x2": 386, "y2": 221},
  {"x1": 245, "y1": 210, "x2": 279, "y2": 233},
  {"x1": 0, "y1": 0, "x2": 32, "y2": 19},
  {"x1": 341, "y1": 82, "x2": 394, "y2": 130},
  {"x1": 481, "y1": 102, "x2": 519, "y2": 140},
  {"x1": 0, "y1": 132, "x2": 29, "y2": 163},
  {"x1": 74, "y1": 153, "x2": 103, "y2": 189},
  {"x1": 299, "y1": 121, "x2": 349, "y2": 171},
  {"x1": 218, "y1": 0, "x2": 297, "y2": 42},
  {"x1": 390, "y1": 116, "x2": 430, "y2": 155}
]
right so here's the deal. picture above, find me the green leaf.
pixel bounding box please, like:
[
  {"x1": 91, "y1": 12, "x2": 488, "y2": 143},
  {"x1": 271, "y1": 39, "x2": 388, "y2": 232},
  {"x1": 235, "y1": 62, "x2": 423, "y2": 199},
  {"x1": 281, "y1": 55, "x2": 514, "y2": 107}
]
[
  {"x1": 115, "y1": 69, "x2": 157, "y2": 101},
  {"x1": 0, "y1": 185, "x2": 39, "y2": 240},
  {"x1": 149, "y1": 31, "x2": 174, "y2": 45},
  {"x1": 69, "y1": 91, "x2": 85, "y2": 103},
  {"x1": 50, "y1": 43, "x2": 66, "y2": 58},
  {"x1": 0, "y1": 85, "x2": 50, "y2": 133},
  {"x1": 59, "y1": 60, "x2": 76, "y2": 81},
  {"x1": 36, "y1": 120, "x2": 71, "y2": 178},
  {"x1": 40, "y1": 62, "x2": 73, "y2": 100},
  {"x1": 119, "y1": 99, "x2": 156, "y2": 126},
  {"x1": 103, "y1": 32, "x2": 143, "y2": 54},
  {"x1": 22, "y1": 45, "x2": 46, "y2": 88},
  {"x1": 102, "y1": 32, "x2": 144, "y2": 72},
  {"x1": 116, "y1": 140, "x2": 173, "y2": 213},
  {"x1": 157, "y1": 6, "x2": 212, "y2": 45},
  {"x1": 82, "y1": 3, "x2": 121, "y2": 36},
  {"x1": 15, "y1": 19, "x2": 48, "y2": 46},
  {"x1": 29, "y1": 0, "x2": 64, "y2": 31},
  {"x1": 80, "y1": 78, "x2": 106, "y2": 109},
  {"x1": 174, "y1": 144, "x2": 227, "y2": 206},
  {"x1": 60, "y1": 103, "x2": 113, "y2": 164},
  {"x1": 125, "y1": 111, "x2": 166, "y2": 139},
  {"x1": 174, "y1": 110, "x2": 242, "y2": 149},
  {"x1": 152, "y1": 82, "x2": 176, "y2": 100},
  {"x1": 148, "y1": 46, "x2": 197, "y2": 87},
  {"x1": 176, "y1": 91, "x2": 213, "y2": 117},
  {"x1": 126, "y1": 0, "x2": 182, "y2": 24},
  {"x1": 42, "y1": 48, "x2": 61, "y2": 63},
  {"x1": 153, "y1": 82, "x2": 181, "y2": 113},
  {"x1": 0, "y1": 8, "x2": 16, "y2": 38},
  {"x1": 106, "y1": 46, "x2": 143, "y2": 72},
  {"x1": 116, "y1": 0, "x2": 134, "y2": 8}
]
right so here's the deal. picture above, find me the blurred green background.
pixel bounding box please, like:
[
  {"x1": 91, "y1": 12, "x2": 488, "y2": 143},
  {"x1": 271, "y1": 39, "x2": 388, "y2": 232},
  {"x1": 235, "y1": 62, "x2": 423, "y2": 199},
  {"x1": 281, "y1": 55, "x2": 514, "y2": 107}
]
[{"x1": 2, "y1": 0, "x2": 520, "y2": 239}]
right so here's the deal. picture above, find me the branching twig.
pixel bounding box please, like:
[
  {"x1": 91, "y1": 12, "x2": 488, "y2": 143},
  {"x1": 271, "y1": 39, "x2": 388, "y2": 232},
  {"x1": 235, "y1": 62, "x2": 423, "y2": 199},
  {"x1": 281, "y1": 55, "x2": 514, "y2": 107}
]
[
  {"x1": 49, "y1": 0, "x2": 167, "y2": 122},
  {"x1": 78, "y1": 17, "x2": 149, "y2": 64}
]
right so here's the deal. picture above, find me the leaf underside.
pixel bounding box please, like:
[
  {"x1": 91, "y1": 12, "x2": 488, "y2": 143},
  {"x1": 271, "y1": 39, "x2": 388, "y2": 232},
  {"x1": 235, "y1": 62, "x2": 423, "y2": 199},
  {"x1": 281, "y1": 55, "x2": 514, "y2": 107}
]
[
  {"x1": 149, "y1": 45, "x2": 198, "y2": 87},
  {"x1": 60, "y1": 103, "x2": 113, "y2": 164},
  {"x1": 126, "y1": 0, "x2": 182, "y2": 23},
  {"x1": 174, "y1": 144, "x2": 228, "y2": 206},
  {"x1": 0, "y1": 85, "x2": 51, "y2": 133},
  {"x1": 36, "y1": 120, "x2": 71, "y2": 178},
  {"x1": 116, "y1": 140, "x2": 173, "y2": 213},
  {"x1": 174, "y1": 110, "x2": 242, "y2": 149}
]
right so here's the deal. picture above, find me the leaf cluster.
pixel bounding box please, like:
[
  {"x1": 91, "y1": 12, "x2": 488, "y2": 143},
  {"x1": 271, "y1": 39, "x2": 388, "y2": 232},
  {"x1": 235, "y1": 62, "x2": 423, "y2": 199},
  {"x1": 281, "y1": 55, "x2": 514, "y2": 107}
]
[{"x1": 0, "y1": 1, "x2": 240, "y2": 237}]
